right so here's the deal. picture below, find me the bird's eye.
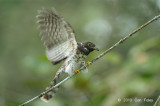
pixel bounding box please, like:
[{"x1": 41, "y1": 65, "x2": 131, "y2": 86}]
[{"x1": 88, "y1": 43, "x2": 92, "y2": 47}]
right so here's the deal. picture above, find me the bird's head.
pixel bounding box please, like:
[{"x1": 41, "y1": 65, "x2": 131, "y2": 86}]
[
  {"x1": 84, "y1": 42, "x2": 99, "y2": 51},
  {"x1": 78, "y1": 42, "x2": 99, "y2": 55}
]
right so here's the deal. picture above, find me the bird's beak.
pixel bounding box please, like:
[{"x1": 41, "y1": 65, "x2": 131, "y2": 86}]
[{"x1": 94, "y1": 47, "x2": 99, "y2": 51}]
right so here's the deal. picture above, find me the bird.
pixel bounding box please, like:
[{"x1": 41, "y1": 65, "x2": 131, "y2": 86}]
[{"x1": 36, "y1": 8, "x2": 99, "y2": 102}]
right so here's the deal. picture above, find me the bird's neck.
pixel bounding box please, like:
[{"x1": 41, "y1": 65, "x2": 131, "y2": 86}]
[{"x1": 77, "y1": 42, "x2": 91, "y2": 55}]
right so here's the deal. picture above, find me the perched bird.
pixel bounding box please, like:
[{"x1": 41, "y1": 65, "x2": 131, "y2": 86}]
[{"x1": 37, "y1": 8, "x2": 99, "y2": 102}]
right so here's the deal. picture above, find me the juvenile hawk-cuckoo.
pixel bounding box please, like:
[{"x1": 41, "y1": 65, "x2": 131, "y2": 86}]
[{"x1": 37, "y1": 8, "x2": 99, "y2": 102}]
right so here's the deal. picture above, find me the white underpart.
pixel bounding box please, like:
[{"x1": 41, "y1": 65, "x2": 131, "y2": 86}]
[
  {"x1": 65, "y1": 59, "x2": 76, "y2": 76},
  {"x1": 65, "y1": 55, "x2": 88, "y2": 76},
  {"x1": 82, "y1": 67, "x2": 88, "y2": 73}
]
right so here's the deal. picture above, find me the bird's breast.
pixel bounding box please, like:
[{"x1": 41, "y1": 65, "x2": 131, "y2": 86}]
[
  {"x1": 73, "y1": 53, "x2": 86, "y2": 70},
  {"x1": 64, "y1": 53, "x2": 86, "y2": 76}
]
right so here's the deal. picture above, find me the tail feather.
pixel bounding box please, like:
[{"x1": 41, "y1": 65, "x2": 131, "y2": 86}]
[
  {"x1": 41, "y1": 66, "x2": 69, "y2": 102},
  {"x1": 41, "y1": 86, "x2": 59, "y2": 102}
]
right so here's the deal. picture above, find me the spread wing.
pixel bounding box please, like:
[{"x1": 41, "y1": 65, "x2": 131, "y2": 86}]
[{"x1": 37, "y1": 8, "x2": 77, "y2": 64}]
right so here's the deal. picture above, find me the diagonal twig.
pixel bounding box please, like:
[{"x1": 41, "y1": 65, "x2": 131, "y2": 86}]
[
  {"x1": 154, "y1": 95, "x2": 160, "y2": 106},
  {"x1": 20, "y1": 14, "x2": 160, "y2": 106}
]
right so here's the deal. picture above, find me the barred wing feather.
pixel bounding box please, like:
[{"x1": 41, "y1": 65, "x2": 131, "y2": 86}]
[{"x1": 37, "y1": 8, "x2": 77, "y2": 64}]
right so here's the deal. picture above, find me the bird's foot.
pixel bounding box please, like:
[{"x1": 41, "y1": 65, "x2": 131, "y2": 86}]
[
  {"x1": 86, "y1": 61, "x2": 92, "y2": 66},
  {"x1": 74, "y1": 70, "x2": 80, "y2": 74}
]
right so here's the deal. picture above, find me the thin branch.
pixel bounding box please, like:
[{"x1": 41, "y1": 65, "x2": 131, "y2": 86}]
[
  {"x1": 154, "y1": 95, "x2": 160, "y2": 106},
  {"x1": 20, "y1": 14, "x2": 160, "y2": 106}
]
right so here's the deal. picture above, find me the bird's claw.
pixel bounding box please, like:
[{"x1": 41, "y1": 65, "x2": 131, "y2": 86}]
[
  {"x1": 74, "y1": 70, "x2": 80, "y2": 74},
  {"x1": 86, "y1": 61, "x2": 92, "y2": 66}
]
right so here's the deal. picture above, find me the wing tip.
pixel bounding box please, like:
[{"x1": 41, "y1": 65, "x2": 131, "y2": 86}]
[
  {"x1": 51, "y1": 61, "x2": 60, "y2": 65},
  {"x1": 51, "y1": 57, "x2": 67, "y2": 65}
]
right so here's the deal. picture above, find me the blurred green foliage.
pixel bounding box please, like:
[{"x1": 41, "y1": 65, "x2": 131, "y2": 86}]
[{"x1": 0, "y1": 0, "x2": 160, "y2": 106}]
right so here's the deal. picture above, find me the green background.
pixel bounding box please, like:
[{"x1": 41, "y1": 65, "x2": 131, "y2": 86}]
[{"x1": 0, "y1": 0, "x2": 160, "y2": 106}]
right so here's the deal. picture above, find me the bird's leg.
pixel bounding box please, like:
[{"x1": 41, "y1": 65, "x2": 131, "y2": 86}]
[
  {"x1": 74, "y1": 70, "x2": 80, "y2": 74},
  {"x1": 86, "y1": 61, "x2": 92, "y2": 66}
]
